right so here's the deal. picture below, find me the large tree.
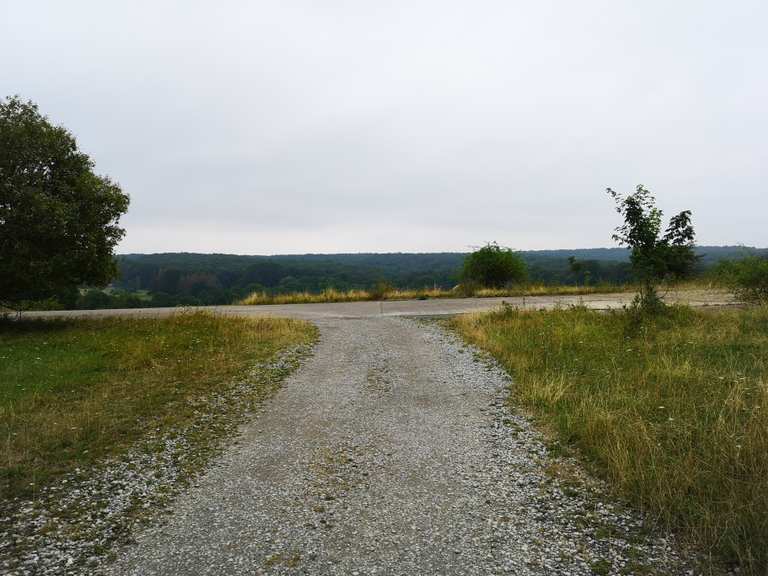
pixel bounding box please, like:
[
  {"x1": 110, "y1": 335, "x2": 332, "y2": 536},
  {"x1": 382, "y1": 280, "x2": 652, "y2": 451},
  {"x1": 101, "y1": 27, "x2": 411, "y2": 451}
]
[{"x1": 0, "y1": 96, "x2": 129, "y2": 307}]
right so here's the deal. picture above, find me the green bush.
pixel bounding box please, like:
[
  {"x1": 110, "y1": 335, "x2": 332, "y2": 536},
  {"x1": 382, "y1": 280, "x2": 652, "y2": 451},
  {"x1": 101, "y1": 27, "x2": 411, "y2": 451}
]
[
  {"x1": 714, "y1": 257, "x2": 768, "y2": 303},
  {"x1": 462, "y1": 243, "x2": 527, "y2": 288}
]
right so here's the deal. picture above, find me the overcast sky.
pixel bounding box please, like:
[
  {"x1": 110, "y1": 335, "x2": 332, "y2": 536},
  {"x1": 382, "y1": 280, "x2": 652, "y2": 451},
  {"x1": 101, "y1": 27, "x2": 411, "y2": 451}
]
[{"x1": 2, "y1": 1, "x2": 766, "y2": 254}]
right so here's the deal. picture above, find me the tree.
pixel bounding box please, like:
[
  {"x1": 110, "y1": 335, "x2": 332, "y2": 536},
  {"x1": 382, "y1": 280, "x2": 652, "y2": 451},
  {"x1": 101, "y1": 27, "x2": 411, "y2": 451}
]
[
  {"x1": 607, "y1": 185, "x2": 697, "y2": 311},
  {"x1": 462, "y1": 242, "x2": 527, "y2": 288},
  {"x1": 0, "y1": 96, "x2": 129, "y2": 307}
]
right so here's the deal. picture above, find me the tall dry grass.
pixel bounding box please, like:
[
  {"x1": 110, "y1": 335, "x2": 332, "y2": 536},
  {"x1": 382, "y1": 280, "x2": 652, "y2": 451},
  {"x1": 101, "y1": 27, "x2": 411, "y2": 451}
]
[
  {"x1": 453, "y1": 305, "x2": 768, "y2": 574},
  {"x1": 238, "y1": 283, "x2": 630, "y2": 305}
]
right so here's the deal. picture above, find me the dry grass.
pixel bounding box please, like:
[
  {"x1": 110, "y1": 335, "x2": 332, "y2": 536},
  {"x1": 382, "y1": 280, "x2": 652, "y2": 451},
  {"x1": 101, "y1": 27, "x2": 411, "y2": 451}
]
[
  {"x1": 238, "y1": 283, "x2": 630, "y2": 305},
  {"x1": 240, "y1": 288, "x2": 375, "y2": 305},
  {"x1": 0, "y1": 312, "x2": 316, "y2": 499},
  {"x1": 453, "y1": 305, "x2": 768, "y2": 574}
]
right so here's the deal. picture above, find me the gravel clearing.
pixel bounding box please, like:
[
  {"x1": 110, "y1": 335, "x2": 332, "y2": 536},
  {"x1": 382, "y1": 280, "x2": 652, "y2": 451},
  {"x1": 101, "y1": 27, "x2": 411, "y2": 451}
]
[{"x1": 100, "y1": 317, "x2": 699, "y2": 575}]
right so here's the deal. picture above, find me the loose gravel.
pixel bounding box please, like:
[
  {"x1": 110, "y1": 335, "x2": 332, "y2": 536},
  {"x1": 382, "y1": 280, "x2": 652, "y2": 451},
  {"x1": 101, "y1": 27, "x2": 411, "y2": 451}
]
[{"x1": 98, "y1": 317, "x2": 700, "y2": 575}]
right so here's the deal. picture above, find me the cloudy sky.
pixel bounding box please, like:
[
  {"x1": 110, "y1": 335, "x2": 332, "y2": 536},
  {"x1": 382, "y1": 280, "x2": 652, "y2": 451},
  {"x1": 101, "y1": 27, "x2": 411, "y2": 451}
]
[{"x1": 2, "y1": 1, "x2": 766, "y2": 254}]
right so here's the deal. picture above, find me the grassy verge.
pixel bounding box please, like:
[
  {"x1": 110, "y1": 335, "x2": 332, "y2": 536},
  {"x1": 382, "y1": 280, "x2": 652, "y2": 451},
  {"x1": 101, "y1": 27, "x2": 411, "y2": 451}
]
[
  {"x1": 452, "y1": 305, "x2": 767, "y2": 573},
  {"x1": 238, "y1": 283, "x2": 630, "y2": 305},
  {"x1": 0, "y1": 312, "x2": 316, "y2": 499}
]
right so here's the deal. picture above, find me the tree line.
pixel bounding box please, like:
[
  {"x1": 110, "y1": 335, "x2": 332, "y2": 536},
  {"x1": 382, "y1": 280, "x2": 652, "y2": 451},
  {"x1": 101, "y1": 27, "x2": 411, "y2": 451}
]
[{"x1": 67, "y1": 245, "x2": 754, "y2": 309}]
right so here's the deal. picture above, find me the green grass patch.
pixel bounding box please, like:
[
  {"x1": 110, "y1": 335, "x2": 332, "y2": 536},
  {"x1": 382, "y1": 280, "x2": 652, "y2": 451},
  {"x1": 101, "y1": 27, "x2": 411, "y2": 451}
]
[
  {"x1": 453, "y1": 305, "x2": 768, "y2": 574},
  {"x1": 1, "y1": 312, "x2": 316, "y2": 498}
]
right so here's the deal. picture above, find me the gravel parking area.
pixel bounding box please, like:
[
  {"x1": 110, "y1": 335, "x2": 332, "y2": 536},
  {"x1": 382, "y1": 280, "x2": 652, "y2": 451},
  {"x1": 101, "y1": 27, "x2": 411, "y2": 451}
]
[{"x1": 104, "y1": 317, "x2": 698, "y2": 575}]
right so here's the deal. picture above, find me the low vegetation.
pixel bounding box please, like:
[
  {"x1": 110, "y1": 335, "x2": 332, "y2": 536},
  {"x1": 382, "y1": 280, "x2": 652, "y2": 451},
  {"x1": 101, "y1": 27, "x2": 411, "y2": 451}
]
[
  {"x1": 0, "y1": 312, "x2": 316, "y2": 498},
  {"x1": 712, "y1": 256, "x2": 768, "y2": 304},
  {"x1": 453, "y1": 305, "x2": 768, "y2": 573},
  {"x1": 238, "y1": 283, "x2": 630, "y2": 305}
]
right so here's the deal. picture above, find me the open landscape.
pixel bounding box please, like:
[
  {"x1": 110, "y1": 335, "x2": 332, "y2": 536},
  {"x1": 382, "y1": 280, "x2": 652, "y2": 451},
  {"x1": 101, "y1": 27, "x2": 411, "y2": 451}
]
[{"x1": 2, "y1": 2, "x2": 767, "y2": 575}]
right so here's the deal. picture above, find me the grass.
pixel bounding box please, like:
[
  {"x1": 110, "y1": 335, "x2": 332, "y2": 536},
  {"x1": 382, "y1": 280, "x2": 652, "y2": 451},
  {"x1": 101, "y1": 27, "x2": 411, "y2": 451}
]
[
  {"x1": 237, "y1": 283, "x2": 630, "y2": 305},
  {"x1": 453, "y1": 305, "x2": 768, "y2": 574},
  {"x1": 0, "y1": 311, "x2": 316, "y2": 499}
]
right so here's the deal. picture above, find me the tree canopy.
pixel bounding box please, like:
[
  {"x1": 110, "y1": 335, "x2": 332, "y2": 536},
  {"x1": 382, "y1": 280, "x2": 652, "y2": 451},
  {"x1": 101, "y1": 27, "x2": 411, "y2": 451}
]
[
  {"x1": 0, "y1": 96, "x2": 129, "y2": 306},
  {"x1": 461, "y1": 243, "x2": 528, "y2": 288}
]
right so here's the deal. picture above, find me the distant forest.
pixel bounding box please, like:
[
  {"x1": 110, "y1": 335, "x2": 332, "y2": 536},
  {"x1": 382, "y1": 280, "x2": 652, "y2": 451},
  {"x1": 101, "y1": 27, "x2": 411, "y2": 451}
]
[{"x1": 67, "y1": 246, "x2": 766, "y2": 309}]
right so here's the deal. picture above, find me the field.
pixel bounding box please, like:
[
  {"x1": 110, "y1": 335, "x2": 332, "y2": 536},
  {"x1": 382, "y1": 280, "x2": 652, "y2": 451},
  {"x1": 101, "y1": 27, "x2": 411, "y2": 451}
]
[
  {"x1": 453, "y1": 305, "x2": 768, "y2": 573},
  {"x1": 0, "y1": 312, "x2": 316, "y2": 499}
]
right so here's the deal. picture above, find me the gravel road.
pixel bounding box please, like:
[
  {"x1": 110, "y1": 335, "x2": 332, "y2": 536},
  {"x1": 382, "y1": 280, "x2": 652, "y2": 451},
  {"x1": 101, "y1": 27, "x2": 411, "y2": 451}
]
[{"x1": 106, "y1": 317, "x2": 695, "y2": 576}]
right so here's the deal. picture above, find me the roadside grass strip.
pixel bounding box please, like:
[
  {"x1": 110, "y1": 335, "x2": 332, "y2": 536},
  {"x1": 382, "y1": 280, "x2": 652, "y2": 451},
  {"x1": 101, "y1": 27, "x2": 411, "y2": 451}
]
[
  {"x1": 453, "y1": 305, "x2": 768, "y2": 574},
  {"x1": 0, "y1": 311, "x2": 316, "y2": 499},
  {"x1": 238, "y1": 283, "x2": 631, "y2": 305}
]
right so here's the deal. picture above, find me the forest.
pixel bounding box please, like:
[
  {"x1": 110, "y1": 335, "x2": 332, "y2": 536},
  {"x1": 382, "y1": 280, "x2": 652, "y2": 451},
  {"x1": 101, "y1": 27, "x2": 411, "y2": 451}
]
[{"x1": 63, "y1": 246, "x2": 766, "y2": 309}]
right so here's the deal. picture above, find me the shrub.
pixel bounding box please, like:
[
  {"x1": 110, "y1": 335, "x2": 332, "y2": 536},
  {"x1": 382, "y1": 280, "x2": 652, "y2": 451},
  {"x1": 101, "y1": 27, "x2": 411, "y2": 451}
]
[
  {"x1": 713, "y1": 257, "x2": 768, "y2": 303},
  {"x1": 369, "y1": 280, "x2": 394, "y2": 300},
  {"x1": 454, "y1": 281, "x2": 478, "y2": 298},
  {"x1": 462, "y1": 243, "x2": 527, "y2": 288},
  {"x1": 607, "y1": 185, "x2": 697, "y2": 313}
]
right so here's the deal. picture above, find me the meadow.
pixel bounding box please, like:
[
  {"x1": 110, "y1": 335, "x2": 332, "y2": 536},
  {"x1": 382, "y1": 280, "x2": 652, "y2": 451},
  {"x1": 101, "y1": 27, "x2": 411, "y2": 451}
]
[
  {"x1": 453, "y1": 305, "x2": 768, "y2": 574},
  {"x1": 0, "y1": 312, "x2": 316, "y2": 499}
]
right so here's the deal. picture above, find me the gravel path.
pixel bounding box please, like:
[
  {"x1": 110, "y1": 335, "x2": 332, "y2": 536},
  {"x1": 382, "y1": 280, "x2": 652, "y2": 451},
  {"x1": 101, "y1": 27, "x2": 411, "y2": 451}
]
[{"x1": 106, "y1": 317, "x2": 694, "y2": 576}]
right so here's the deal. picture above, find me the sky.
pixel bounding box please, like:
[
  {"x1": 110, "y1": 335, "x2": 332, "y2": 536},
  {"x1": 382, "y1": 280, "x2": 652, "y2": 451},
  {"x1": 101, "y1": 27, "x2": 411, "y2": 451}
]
[{"x1": 1, "y1": 0, "x2": 766, "y2": 254}]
